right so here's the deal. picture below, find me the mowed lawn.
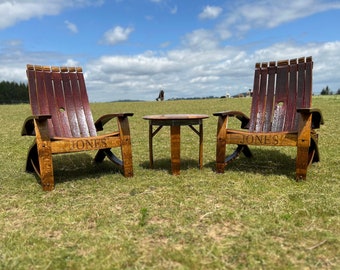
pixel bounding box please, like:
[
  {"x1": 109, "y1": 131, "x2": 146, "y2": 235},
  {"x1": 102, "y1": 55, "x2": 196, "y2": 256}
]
[{"x1": 0, "y1": 96, "x2": 339, "y2": 269}]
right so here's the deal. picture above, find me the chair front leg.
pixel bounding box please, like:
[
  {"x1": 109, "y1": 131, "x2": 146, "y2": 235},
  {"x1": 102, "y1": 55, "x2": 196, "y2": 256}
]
[
  {"x1": 296, "y1": 112, "x2": 312, "y2": 180},
  {"x1": 118, "y1": 116, "x2": 133, "y2": 177},
  {"x1": 34, "y1": 119, "x2": 54, "y2": 191},
  {"x1": 37, "y1": 140, "x2": 54, "y2": 190},
  {"x1": 296, "y1": 146, "x2": 309, "y2": 180},
  {"x1": 216, "y1": 115, "x2": 227, "y2": 173}
]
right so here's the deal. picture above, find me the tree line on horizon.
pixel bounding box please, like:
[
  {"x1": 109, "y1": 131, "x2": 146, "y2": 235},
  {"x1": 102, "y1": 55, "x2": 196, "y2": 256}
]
[
  {"x1": 0, "y1": 81, "x2": 29, "y2": 104},
  {"x1": 0, "y1": 81, "x2": 339, "y2": 104},
  {"x1": 320, "y1": 86, "x2": 340, "y2": 95}
]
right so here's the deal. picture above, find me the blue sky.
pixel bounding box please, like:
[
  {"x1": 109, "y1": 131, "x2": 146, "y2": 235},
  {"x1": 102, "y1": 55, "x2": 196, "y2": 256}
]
[{"x1": 0, "y1": 0, "x2": 340, "y2": 102}]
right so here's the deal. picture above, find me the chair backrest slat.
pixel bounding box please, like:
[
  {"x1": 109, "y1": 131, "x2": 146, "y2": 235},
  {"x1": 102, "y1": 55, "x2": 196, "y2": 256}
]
[
  {"x1": 264, "y1": 62, "x2": 276, "y2": 132},
  {"x1": 249, "y1": 65, "x2": 261, "y2": 132},
  {"x1": 248, "y1": 57, "x2": 313, "y2": 132},
  {"x1": 285, "y1": 59, "x2": 298, "y2": 131},
  {"x1": 51, "y1": 68, "x2": 73, "y2": 137},
  {"x1": 42, "y1": 67, "x2": 65, "y2": 137},
  {"x1": 60, "y1": 68, "x2": 82, "y2": 137},
  {"x1": 69, "y1": 70, "x2": 97, "y2": 137},
  {"x1": 26, "y1": 65, "x2": 97, "y2": 138}
]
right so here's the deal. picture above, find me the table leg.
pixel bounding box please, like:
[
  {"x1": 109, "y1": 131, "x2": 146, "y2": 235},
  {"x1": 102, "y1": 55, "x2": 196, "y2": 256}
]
[
  {"x1": 170, "y1": 125, "x2": 180, "y2": 175},
  {"x1": 149, "y1": 124, "x2": 153, "y2": 168},
  {"x1": 199, "y1": 122, "x2": 203, "y2": 169}
]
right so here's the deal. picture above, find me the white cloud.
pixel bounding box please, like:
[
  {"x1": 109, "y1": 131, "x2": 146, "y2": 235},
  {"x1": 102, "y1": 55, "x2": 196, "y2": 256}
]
[
  {"x1": 149, "y1": 0, "x2": 177, "y2": 15},
  {"x1": 217, "y1": 0, "x2": 340, "y2": 39},
  {"x1": 170, "y1": 5, "x2": 178, "y2": 14},
  {"x1": 64, "y1": 20, "x2": 78, "y2": 33},
  {"x1": 160, "y1": 41, "x2": 171, "y2": 48},
  {"x1": 0, "y1": 0, "x2": 339, "y2": 101},
  {"x1": 0, "y1": 0, "x2": 103, "y2": 30},
  {"x1": 101, "y1": 26, "x2": 134, "y2": 45},
  {"x1": 64, "y1": 59, "x2": 80, "y2": 67},
  {"x1": 1, "y1": 39, "x2": 340, "y2": 101},
  {"x1": 199, "y1": 5, "x2": 223, "y2": 20},
  {"x1": 182, "y1": 29, "x2": 219, "y2": 50},
  {"x1": 81, "y1": 39, "x2": 340, "y2": 101},
  {"x1": 0, "y1": 1, "x2": 61, "y2": 29}
]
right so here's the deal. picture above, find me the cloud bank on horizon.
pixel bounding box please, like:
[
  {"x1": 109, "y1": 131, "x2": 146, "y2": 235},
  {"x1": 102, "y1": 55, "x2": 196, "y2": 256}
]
[{"x1": 0, "y1": 0, "x2": 340, "y2": 101}]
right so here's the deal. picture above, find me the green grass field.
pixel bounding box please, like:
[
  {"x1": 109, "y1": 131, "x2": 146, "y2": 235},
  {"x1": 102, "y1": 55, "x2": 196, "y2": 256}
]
[{"x1": 0, "y1": 96, "x2": 339, "y2": 269}]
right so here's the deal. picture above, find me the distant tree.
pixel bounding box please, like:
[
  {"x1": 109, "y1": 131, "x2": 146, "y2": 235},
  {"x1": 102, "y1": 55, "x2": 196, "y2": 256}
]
[
  {"x1": 320, "y1": 86, "x2": 333, "y2": 95},
  {"x1": 0, "y1": 81, "x2": 29, "y2": 104},
  {"x1": 337, "y1": 89, "x2": 340, "y2": 95}
]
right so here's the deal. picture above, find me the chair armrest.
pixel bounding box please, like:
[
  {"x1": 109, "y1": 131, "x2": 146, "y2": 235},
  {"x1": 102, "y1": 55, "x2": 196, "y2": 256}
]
[
  {"x1": 21, "y1": 114, "x2": 52, "y2": 136},
  {"x1": 34, "y1": 114, "x2": 52, "y2": 121},
  {"x1": 297, "y1": 108, "x2": 324, "y2": 129},
  {"x1": 95, "y1": 113, "x2": 134, "y2": 131},
  {"x1": 213, "y1": 110, "x2": 250, "y2": 129}
]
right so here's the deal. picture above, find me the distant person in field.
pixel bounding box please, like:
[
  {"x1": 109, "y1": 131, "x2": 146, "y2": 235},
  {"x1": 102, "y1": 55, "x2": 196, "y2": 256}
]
[{"x1": 156, "y1": 90, "x2": 164, "y2": 101}]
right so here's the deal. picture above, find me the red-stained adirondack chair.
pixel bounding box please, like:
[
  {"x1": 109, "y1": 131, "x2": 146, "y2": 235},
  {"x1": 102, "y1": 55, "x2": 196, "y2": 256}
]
[
  {"x1": 214, "y1": 56, "x2": 323, "y2": 180},
  {"x1": 22, "y1": 65, "x2": 134, "y2": 190}
]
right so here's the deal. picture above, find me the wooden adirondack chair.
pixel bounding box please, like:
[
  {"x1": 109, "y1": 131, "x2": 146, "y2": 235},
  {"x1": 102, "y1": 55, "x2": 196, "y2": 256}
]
[
  {"x1": 214, "y1": 56, "x2": 323, "y2": 180},
  {"x1": 22, "y1": 65, "x2": 134, "y2": 191}
]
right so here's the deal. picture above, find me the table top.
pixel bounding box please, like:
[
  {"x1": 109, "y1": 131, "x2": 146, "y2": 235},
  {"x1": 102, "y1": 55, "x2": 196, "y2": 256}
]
[{"x1": 143, "y1": 114, "x2": 209, "y2": 120}]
